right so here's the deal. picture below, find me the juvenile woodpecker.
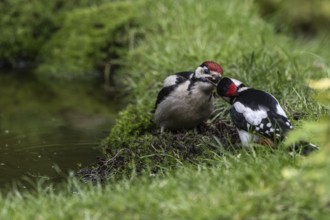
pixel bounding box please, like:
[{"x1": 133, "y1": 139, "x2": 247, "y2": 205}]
[
  {"x1": 216, "y1": 77, "x2": 318, "y2": 152},
  {"x1": 153, "y1": 61, "x2": 223, "y2": 132}
]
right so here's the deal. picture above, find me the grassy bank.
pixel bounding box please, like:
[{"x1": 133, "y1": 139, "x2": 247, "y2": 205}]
[
  {"x1": 0, "y1": 0, "x2": 329, "y2": 219},
  {"x1": 1, "y1": 148, "x2": 329, "y2": 219},
  {"x1": 99, "y1": 0, "x2": 329, "y2": 179}
]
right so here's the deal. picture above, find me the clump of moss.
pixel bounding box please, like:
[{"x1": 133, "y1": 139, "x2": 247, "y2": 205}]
[
  {"x1": 80, "y1": 120, "x2": 239, "y2": 183},
  {"x1": 104, "y1": 103, "x2": 154, "y2": 148}
]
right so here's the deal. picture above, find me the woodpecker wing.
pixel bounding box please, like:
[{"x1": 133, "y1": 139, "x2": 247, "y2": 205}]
[
  {"x1": 163, "y1": 71, "x2": 193, "y2": 87},
  {"x1": 153, "y1": 74, "x2": 189, "y2": 112},
  {"x1": 176, "y1": 71, "x2": 194, "y2": 79},
  {"x1": 231, "y1": 89, "x2": 292, "y2": 141}
]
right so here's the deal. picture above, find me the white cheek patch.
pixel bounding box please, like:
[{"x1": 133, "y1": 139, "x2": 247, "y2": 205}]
[
  {"x1": 194, "y1": 67, "x2": 204, "y2": 78},
  {"x1": 233, "y1": 102, "x2": 268, "y2": 126}
]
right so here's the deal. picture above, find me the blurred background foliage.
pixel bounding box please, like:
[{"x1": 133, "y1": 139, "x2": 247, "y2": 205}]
[
  {"x1": 284, "y1": 78, "x2": 330, "y2": 206},
  {"x1": 0, "y1": 0, "x2": 329, "y2": 80},
  {"x1": 255, "y1": 0, "x2": 330, "y2": 37},
  {"x1": 0, "y1": 0, "x2": 139, "y2": 79}
]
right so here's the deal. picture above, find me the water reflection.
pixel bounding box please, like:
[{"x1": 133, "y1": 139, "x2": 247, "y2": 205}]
[{"x1": 0, "y1": 72, "x2": 119, "y2": 187}]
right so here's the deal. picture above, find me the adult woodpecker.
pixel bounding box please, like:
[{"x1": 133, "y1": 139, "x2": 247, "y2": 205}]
[
  {"x1": 153, "y1": 61, "x2": 223, "y2": 132},
  {"x1": 216, "y1": 77, "x2": 318, "y2": 153}
]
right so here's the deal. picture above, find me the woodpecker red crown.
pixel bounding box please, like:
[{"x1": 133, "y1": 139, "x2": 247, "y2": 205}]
[{"x1": 201, "y1": 61, "x2": 223, "y2": 76}]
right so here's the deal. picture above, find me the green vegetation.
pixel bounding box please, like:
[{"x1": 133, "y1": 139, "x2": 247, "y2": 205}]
[
  {"x1": 1, "y1": 148, "x2": 329, "y2": 219},
  {"x1": 102, "y1": 0, "x2": 329, "y2": 178},
  {"x1": 37, "y1": 1, "x2": 138, "y2": 78},
  {"x1": 256, "y1": 0, "x2": 330, "y2": 36},
  {"x1": 0, "y1": 0, "x2": 329, "y2": 219},
  {"x1": 0, "y1": 0, "x2": 138, "y2": 78}
]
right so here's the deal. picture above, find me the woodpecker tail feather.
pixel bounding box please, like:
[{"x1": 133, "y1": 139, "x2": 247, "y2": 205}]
[{"x1": 289, "y1": 141, "x2": 319, "y2": 156}]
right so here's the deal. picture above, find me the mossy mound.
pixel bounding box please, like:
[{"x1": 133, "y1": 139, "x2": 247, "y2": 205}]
[{"x1": 80, "y1": 120, "x2": 239, "y2": 183}]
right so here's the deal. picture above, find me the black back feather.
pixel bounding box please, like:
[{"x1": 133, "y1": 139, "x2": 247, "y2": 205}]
[
  {"x1": 231, "y1": 88, "x2": 292, "y2": 141},
  {"x1": 175, "y1": 71, "x2": 193, "y2": 79}
]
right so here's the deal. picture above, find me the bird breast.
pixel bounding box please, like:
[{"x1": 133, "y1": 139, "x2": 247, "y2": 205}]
[{"x1": 154, "y1": 81, "x2": 214, "y2": 129}]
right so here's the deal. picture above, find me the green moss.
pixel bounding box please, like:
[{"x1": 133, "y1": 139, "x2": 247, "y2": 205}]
[
  {"x1": 37, "y1": 1, "x2": 139, "y2": 78},
  {"x1": 84, "y1": 120, "x2": 238, "y2": 182},
  {"x1": 105, "y1": 103, "x2": 153, "y2": 148}
]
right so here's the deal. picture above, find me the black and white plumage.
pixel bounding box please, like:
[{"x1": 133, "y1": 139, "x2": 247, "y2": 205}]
[
  {"x1": 153, "y1": 61, "x2": 223, "y2": 132},
  {"x1": 217, "y1": 77, "x2": 319, "y2": 154}
]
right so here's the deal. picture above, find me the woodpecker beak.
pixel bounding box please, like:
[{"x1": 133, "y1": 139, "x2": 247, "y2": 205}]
[{"x1": 205, "y1": 74, "x2": 222, "y2": 86}]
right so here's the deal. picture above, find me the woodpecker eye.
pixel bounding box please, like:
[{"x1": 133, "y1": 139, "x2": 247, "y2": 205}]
[{"x1": 203, "y1": 67, "x2": 209, "y2": 74}]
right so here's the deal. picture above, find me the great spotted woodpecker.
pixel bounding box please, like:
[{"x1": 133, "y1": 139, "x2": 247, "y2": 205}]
[
  {"x1": 216, "y1": 77, "x2": 319, "y2": 153},
  {"x1": 153, "y1": 61, "x2": 223, "y2": 132}
]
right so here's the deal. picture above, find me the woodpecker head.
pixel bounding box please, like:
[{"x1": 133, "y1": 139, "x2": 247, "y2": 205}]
[
  {"x1": 193, "y1": 61, "x2": 223, "y2": 86},
  {"x1": 217, "y1": 77, "x2": 246, "y2": 103}
]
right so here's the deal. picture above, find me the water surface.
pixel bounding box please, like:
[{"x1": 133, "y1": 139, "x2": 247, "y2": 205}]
[{"x1": 0, "y1": 72, "x2": 120, "y2": 188}]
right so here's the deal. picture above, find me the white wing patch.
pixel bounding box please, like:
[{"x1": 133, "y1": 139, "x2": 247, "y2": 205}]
[
  {"x1": 163, "y1": 75, "x2": 179, "y2": 87},
  {"x1": 233, "y1": 102, "x2": 268, "y2": 126},
  {"x1": 276, "y1": 104, "x2": 287, "y2": 117}
]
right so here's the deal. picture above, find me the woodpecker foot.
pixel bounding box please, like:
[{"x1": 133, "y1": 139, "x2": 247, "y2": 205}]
[{"x1": 256, "y1": 137, "x2": 275, "y2": 147}]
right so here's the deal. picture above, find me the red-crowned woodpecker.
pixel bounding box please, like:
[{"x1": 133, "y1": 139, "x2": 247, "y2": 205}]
[
  {"x1": 216, "y1": 77, "x2": 319, "y2": 153},
  {"x1": 153, "y1": 61, "x2": 223, "y2": 132}
]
